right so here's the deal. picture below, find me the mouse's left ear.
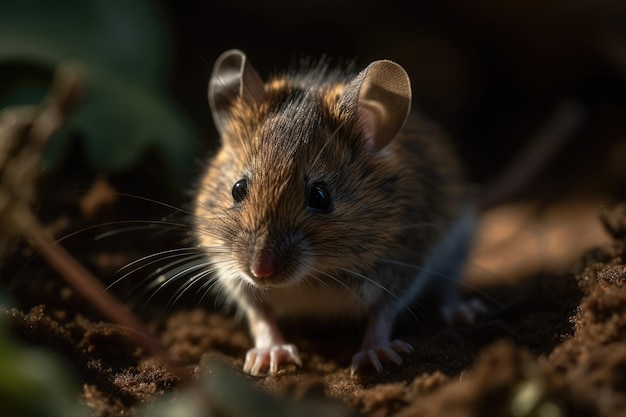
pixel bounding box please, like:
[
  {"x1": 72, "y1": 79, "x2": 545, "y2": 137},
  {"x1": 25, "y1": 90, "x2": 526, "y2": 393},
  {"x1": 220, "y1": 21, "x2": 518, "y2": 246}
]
[
  {"x1": 208, "y1": 49, "x2": 266, "y2": 135},
  {"x1": 338, "y1": 60, "x2": 411, "y2": 152}
]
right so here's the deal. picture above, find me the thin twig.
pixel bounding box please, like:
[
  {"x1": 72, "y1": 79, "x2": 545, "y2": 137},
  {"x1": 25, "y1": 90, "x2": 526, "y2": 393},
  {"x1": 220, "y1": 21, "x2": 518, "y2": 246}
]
[{"x1": 1, "y1": 64, "x2": 192, "y2": 382}]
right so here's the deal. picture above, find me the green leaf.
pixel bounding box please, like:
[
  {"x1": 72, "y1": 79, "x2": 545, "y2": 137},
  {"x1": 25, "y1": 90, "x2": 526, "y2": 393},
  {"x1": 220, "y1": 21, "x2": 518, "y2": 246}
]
[
  {"x1": 0, "y1": 0, "x2": 169, "y2": 84},
  {"x1": 0, "y1": 0, "x2": 199, "y2": 186},
  {"x1": 45, "y1": 63, "x2": 198, "y2": 183}
]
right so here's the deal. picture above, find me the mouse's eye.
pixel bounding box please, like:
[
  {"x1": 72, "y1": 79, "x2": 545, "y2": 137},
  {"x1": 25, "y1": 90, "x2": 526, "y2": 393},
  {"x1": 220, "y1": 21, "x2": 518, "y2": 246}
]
[
  {"x1": 307, "y1": 183, "x2": 333, "y2": 212},
  {"x1": 232, "y1": 178, "x2": 249, "y2": 204}
]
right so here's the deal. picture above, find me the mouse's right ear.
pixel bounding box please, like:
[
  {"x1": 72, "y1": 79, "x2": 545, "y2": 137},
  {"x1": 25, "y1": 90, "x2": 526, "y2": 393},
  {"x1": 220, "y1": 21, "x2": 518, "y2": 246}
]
[
  {"x1": 208, "y1": 49, "x2": 266, "y2": 135},
  {"x1": 338, "y1": 60, "x2": 411, "y2": 152}
]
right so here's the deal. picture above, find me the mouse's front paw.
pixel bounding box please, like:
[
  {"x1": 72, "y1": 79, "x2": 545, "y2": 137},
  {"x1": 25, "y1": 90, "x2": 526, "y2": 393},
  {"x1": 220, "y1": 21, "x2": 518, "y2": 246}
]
[
  {"x1": 349, "y1": 340, "x2": 413, "y2": 378},
  {"x1": 243, "y1": 344, "x2": 302, "y2": 376}
]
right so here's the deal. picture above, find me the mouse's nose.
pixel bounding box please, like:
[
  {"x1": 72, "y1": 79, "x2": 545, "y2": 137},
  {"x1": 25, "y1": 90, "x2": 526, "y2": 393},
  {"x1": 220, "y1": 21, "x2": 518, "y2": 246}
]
[{"x1": 251, "y1": 248, "x2": 275, "y2": 280}]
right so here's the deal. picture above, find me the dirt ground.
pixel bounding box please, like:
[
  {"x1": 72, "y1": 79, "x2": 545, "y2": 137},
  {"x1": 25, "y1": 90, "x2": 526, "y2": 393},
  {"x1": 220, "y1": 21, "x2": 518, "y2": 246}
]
[{"x1": 2, "y1": 155, "x2": 626, "y2": 417}]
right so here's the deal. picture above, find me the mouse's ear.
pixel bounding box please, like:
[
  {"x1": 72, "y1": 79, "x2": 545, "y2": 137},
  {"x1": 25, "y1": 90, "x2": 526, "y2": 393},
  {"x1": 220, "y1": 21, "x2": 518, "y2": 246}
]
[
  {"x1": 208, "y1": 49, "x2": 266, "y2": 134},
  {"x1": 338, "y1": 60, "x2": 411, "y2": 152}
]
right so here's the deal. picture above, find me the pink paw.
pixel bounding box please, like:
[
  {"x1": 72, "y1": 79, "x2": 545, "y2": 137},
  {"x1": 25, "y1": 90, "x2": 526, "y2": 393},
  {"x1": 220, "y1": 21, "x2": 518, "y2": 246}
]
[
  {"x1": 349, "y1": 340, "x2": 413, "y2": 377},
  {"x1": 440, "y1": 297, "x2": 488, "y2": 324},
  {"x1": 243, "y1": 344, "x2": 302, "y2": 376}
]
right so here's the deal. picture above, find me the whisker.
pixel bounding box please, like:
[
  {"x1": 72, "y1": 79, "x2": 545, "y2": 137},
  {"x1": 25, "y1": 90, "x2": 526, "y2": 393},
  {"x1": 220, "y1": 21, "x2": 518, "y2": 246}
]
[
  {"x1": 139, "y1": 260, "x2": 213, "y2": 309},
  {"x1": 114, "y1": 191, "x2": 245, "y2": 241},
  {"x1": 166, "y1": 266, "x2": 217, "y2": 310},
  {"x1": 114, "y1": 192, "x2": 194, "y2": 217},
  {"x1": 312, "y1": 268, "x2": 369, "y2": 311},
  {"x1": 115, "y1": 247, "x2": 203, "y2": 274},
  {"x1": 53, "y1": 220, "x2": 188, "y2": 245},
  {"x1": 193, "y1": 216, "x2": 239, "y2": 241},
  {"x1": 335, "y1": 266, "x2": 421, "y2": 326},
  {"x1": 142, "y1": 255, "x2": 211, "y2": 290},
  {"x1": 335, "y1": 266, "x2": 400, "y2": 299},
  {"x1": 380, "y1": 258, "x2": 503, "y2": 309},
  {"x1": 111, "y1": 245, "x2": 225, "y2": 305},
  {"x1": 94, "y1": 222, "x2": 191, "y2": 241},
  {"x1": 198, "y1": 275, "x2": 222, "y2": 305},
  {"x1": 123, "y1": 255, "x2": 208, "y2": 301},
  {"x1": 108, "y1": 250, "x2": 206, "y2": 291}
]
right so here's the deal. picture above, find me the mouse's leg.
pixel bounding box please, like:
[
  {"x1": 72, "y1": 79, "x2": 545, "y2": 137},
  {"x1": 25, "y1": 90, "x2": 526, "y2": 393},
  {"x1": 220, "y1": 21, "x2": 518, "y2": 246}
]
[
  {"x1": 350, "y1": 307, "x2": 413, "y2": 377},
  {"x1": 427, "y1": 204, "x2": 488, "y2": 324},
  {"x1": 243, "y1": 305, "x2": 302, "y2": 376}
]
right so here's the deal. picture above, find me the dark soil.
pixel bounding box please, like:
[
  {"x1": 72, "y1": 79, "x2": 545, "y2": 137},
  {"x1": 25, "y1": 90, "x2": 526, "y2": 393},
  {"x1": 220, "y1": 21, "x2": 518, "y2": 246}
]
[{"x1": 2, "y1": 160, "x2": 626, "y2": 417}]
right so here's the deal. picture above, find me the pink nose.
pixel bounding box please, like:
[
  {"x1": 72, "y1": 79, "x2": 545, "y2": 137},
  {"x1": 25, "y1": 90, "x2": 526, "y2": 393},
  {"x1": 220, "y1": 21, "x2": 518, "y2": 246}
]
[{"x1": 251, "y1": 250, "x2": 275, "y2": 279}]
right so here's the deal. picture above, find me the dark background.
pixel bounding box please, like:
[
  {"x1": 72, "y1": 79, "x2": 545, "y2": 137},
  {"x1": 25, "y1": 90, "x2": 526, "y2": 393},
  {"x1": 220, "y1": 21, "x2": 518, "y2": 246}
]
[{"x1": 161, "y1": 0, "x2": 626, "y2": 203}]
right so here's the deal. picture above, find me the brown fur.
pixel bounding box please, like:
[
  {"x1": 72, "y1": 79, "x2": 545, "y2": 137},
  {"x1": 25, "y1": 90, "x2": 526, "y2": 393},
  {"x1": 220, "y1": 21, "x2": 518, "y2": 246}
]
[{"x1": 194, "y1": 66, "x2": 467, "y2": 316}]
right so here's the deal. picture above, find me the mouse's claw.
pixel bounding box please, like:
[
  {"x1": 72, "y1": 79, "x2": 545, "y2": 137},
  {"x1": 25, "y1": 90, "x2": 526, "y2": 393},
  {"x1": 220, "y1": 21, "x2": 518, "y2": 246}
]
[
  {"x1": 349, "y1": 339, "x2": 413, "y2": 378},
  {"x1": 243, "y1": 343, "x2": 302, "y2": 376}
]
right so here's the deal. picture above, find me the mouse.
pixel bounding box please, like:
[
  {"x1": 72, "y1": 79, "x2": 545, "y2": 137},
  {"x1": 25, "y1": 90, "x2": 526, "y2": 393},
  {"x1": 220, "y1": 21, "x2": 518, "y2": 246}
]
[{"x1": 192, "y1": 49, "x2": 484, "y2": 377}]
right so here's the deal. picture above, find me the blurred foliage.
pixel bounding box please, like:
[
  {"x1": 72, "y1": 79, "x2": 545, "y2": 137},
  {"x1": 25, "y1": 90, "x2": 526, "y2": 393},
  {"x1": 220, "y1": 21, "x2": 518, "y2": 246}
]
[
  {"x1": 0, "y1": 307, "x2": 353, "y2": 417},
  {"x1": 140, "y1": 357, "x2": 356, "y2": 417},
  {"x1": 0, "y1": 0, "x2": 198, "y2": 186},
  {"x1": 0, "y1": 310, "x2": 87, "y2": 417}
]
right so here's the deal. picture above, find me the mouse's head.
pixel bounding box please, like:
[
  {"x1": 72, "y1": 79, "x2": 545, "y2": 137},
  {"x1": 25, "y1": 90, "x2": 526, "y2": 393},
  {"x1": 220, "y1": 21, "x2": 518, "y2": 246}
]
[{"x1": 195, "y1": 49, "x2": 412, "y2": 291}]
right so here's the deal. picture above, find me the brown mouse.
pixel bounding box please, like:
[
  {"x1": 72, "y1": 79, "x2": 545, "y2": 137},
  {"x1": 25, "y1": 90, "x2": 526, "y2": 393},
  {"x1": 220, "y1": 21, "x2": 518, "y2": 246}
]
[{"x1": 193, "y1": 49, "x2": 482, "y2": 377}]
